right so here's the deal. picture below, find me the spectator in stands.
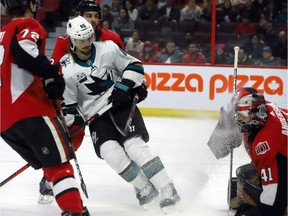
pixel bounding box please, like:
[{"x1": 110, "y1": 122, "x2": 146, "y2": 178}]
[
  {"x1": 102, "y1": 4, "x2": 115, "y2": 27},
  {"x1": 179, "y1": 31, "x2": 194, "y2": 52},
  {"x1": 158, "y1": 41, "x2": 184, "y2": 63},
  {"x1": 201, "y1": 0, "x2": 212, "y2": 21},
  {"x1": 238, "y1": 0, "x2": 263, "y2": 22},
  {"x1": 234, "y1": 12, "x2": 256, "y2": 37},
  {"x1": 244, "y1": 34, "x2": 266, "y2": 59},
  {"x1": 158, "y1": 0, "x2": 167, "y2": 8},
  {"x1": 255, "y1": 46, "x2": 279, "y2": 66},
  {"x1": 230, "y1": 0, "x2": 246, "y2": 8},
  {"x1": 276, "y1": 2, "x2": 287, "y2": 25},
  {"x1": 237, "y1": 47, "x2": 254, "y2": 65},
  {"x1": 215, "y1": 43, "x2": 232, "y2": 64},
  {"x1": 124, "y1": 0, "x2": 139, "y2": 21},
  {"x1": 125, "y1": 30, "x2": 144, "y2": 57},
  {"x1": 153, "y1": 37, "x2": 168, "y2": 56},
  {"x1": 179, "y1": 0, "x2": 202, "y2": 22},
  {"x1": 252, "y1": 0, "x2": 269, "y2": 16},
  {"x1": 262, "y1": 0, "x2": 279, "y2": 22},
  {"x1": 262, "y1": 21, "x2": 277, "y2": 48},
  {"x1": 256, "y1": 16, "x2": 269, "y2": 40},
  {"x1": 138, "y1": 40, "x2": 158, "y2": 62},
  {"x1": 112, "y1": 8, "x2": 135, "y2": 42},
  {"x1": 102, "y1": 20, "x2": 115, "y2": 31},
  {"x1": 216, "y1": 0, "x2": 239, "y2": 23},
  {"x1": 157, "y1": 0, "x2": 181, "y2": 23},
  {"x1": 272, "y1": 30, "x2": 287, "y2": 60},
  {"x1": 137, "y1": 0, "x2": 159, "y2": 22},
  {"x1": 110, "y1": 0, "x2": 121, "y2": 17},
  {"x1": 182, "y1": 42, "x2": 206, "y2": 64}
]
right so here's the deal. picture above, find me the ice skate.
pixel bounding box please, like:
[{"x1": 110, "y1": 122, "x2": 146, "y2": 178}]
[
  {"x1": 136, "y1": 182, "x2": 159, "y2": 209},
  {"x1": 159, "y1": 182, "x2": 181, "y2": 214},
  {"x1": 38, "y1": 177, "x2": 54, "y2": 205},
  {"x1": 61, "y1": 206, "x2": 90, "y2": 216}
]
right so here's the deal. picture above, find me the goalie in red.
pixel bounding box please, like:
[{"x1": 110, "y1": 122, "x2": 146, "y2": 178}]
[{"x1": 230, "y1": 87, "x2": 287, "y2": 216}]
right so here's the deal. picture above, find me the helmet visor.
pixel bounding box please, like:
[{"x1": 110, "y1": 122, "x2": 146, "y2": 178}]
[{"x1": 74, "y1": 34, "x2": 94, "y2": 49}]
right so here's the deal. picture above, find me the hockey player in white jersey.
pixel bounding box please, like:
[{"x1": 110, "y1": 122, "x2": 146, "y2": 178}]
[{"x1": 60, "y1": 16, "x2": 180, "y2": 212}]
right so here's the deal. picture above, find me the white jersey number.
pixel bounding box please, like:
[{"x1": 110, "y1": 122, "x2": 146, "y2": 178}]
[{"x1": 261, "y1": 167, "x2": 273, "y2": 182}]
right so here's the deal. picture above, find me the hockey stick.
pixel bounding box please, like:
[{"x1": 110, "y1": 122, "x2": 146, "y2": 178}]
[
  {"x1": 0, "y1": 103, "x2": 112, "y2": 189},
  {"x1": 0, "y1": 164, "x2": 30, "y2": 187},
  {"x1": 53, "y1": 101, "x2": 89, "y2": 197},
  {"x1": 228, "y1": 46, "x2": 239, "y2": 215},
  {"x1": 53, "y1": 100, "x2": 89, "y2": 198},
  {"x1": 109, "y1": 94, "x2": 139, "y2": 137}
]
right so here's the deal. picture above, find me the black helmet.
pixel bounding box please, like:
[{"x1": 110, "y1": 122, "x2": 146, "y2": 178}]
[
  {"x1": 2, "y1": 0, "x2": 39, "y2": 9},
  {"x1": 76, "y1": 0, "x2": 102, "y2": 19}
]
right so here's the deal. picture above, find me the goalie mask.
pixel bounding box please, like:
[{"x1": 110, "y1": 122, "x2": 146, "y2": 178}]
[
  {"x1": 67, "y1": 16, "x2": 95, "y2": 52},
  {"x1": 234, "y1": 88, "x2": 267, "y2": 132}
]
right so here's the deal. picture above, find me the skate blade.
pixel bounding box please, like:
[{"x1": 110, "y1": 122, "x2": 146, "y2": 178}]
[
  {"x1": 142, "y1": 199, "x2": 156, "y2": 211},
  {"x1": 161, "y1": 205, "x2": 175, "y2": 214},
  {"x1": 38, "y1": 194, "x2": 54, "y2": 205}
]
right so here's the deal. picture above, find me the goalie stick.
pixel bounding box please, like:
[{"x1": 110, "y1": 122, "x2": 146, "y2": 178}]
[
  {"x1": 0, "y1": 103, "x2": 112, "y2": 188},
  {"x1": 228, "y1": 46, "x2": 240, "y2": 216}
]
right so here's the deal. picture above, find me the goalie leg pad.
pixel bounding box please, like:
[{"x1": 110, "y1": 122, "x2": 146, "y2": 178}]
[
  {"x1": 235, "y1": 163, "x2": 261, "y2": 208},
  {"x1": 229, "y1": 177, "x2": 240, "y2": 210}
]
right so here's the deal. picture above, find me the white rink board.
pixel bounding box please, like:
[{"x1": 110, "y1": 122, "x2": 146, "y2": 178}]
[{"x1": 139, "y1": 65, "x2": 287, "y2": 111}]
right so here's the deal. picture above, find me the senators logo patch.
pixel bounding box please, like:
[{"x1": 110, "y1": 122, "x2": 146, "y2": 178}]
[{"x1": 255, "y1": 141, "x2": 270, "y2": 155}]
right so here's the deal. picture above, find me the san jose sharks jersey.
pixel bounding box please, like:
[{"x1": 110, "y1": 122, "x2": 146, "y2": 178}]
[{"x1": 60, "y1": 40, "x2": 145, "y2": 121}]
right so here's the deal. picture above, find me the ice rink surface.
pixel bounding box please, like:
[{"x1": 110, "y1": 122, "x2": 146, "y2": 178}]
[{"x1": 0, "y1": 116, "x2": 250, "y2": 216}]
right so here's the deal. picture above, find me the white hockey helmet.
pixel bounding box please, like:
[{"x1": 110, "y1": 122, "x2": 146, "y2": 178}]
[{"x1": 67, "y1": 16, "x2": 95, "y2": 50}]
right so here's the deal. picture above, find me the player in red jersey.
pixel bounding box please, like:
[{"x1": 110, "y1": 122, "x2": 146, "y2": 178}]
[
  {"x1": 0, "y1": 0, "x2": 89, "y2": 215},
  {"x1": 50, "y1": 0, "x2": 124, "y2": 65},
  {"x1": 38, "y1": 0, "x2": 125, "y2": 204},
  {"x1": 232, "y1": 87, "x2": 287, "y2": 216}
]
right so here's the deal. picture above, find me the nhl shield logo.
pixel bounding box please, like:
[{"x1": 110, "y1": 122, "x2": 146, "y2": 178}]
[{"x1": 255, "y1": 141, "x2": 270, "y2": 155}]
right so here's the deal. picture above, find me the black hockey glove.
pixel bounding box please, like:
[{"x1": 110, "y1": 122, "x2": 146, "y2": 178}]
[
  {"x1": 131, "y1": 81, "x2": 148, "y2": 103},
  {"x1": 109, "y1": 79, "x2": 135, "y2": 108},
  {"x1": 42, "y1": 63, "x2": 65, "y2": 99}
]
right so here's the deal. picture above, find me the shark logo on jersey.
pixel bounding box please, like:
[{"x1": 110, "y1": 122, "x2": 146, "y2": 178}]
[
  {"x1": 85, "y1": 74, "x2": 114, "y2": 96},
  {"x1": 60, "y1": 57, "x2": 71, "y2": 67}
]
